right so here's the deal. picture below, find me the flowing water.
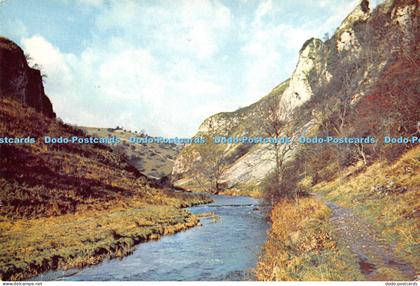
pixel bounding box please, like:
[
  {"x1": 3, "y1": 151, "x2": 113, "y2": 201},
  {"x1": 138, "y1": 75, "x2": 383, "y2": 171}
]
[{"x1": 35, "y1": 195, "x2": 269, "y2": 281}]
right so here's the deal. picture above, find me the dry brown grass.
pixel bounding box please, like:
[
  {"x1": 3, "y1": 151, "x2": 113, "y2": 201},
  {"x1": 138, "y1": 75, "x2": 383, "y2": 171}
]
[
  {"x1": 0, "y1": 98, "x2": 211, "y2": 280},
  {"x1": 0, "y1": 200, "x2": 200, "y2": 280},
  {"x1": 256, "y1": 197, "x2": 363, "y2": 281},
  {"x1": 314, "y1": 146, "x2": 420, "y2": 271},
  {"x1": 0, "y1": 98, "x2": 209, "y2": 219}
]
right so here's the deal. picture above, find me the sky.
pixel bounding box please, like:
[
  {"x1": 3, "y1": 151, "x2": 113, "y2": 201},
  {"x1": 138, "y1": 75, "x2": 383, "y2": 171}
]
[{"x1": 0, "y1": 0, "x2": 383, "y2": 137}]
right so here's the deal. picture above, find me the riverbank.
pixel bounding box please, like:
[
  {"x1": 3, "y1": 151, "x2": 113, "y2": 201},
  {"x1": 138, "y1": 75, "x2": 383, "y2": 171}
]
[
  {"x1": 0, "y1": 195, "x2": 211, "y2": 281},
  {"x1": 218, "y1": 187, "x2": 262, "y2": 198},
  {"x1": 256, "y1": 197, "x2": 363, "y2": 281},
  {"x1": 173, "y1": 179, "x2": 263, "y2": 199},
  {"x1": 0, "y1": 98, "x2": 213, "y2": 281},
  {"x1": 35, "y1": 195, "x2": 268, "y2": 281}
]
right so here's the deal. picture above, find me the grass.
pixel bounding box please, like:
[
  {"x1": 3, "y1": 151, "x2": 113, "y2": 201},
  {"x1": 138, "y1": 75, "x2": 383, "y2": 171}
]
[
  {"x1": 313, "y1": 146, "x2": 420, "y2": 271},
  {"x1": 256, "y1": 197, "x2": 363, "y2": 281},
  {"x1": 0, "y1": 200, "x2": 201, "y2": 281},
  {"x1": 81, "y1": 127, "x2": 179, "y2": 179},
  {"x1": 0, "y1": 98, "x2": 212, "y2": 280}
]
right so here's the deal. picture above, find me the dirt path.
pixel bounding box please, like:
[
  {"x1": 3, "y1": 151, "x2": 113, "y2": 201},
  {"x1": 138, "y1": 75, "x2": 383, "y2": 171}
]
[{"x1": 313, "y1": 194, "x2": 416, "y2": 281}]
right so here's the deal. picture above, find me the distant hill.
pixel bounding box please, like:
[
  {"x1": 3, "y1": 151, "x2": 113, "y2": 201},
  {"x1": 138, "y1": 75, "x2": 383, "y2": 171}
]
[{"x1": 79, "y1": 126, "x2": 181, "y2": 179}]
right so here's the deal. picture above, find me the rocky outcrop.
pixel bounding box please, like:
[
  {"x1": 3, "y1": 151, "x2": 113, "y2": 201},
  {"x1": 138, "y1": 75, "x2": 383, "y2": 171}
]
[
  {"x1": 0, "y1": 37, "x2": 55, "y2": 118},
  {"x1": 172, "y1": 0, "x2": 419, "y2": 193}
]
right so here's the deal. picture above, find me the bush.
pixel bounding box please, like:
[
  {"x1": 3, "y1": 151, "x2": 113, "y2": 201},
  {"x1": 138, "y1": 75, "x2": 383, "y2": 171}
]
[{"x1": 261, "y1": 162, "x2": 302, "y2": 205}]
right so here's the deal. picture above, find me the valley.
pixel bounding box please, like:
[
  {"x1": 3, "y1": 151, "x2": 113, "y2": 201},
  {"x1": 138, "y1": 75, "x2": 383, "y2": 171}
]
[{"x1": 0, "y1": 0, "x2": 418, "y2": 282}]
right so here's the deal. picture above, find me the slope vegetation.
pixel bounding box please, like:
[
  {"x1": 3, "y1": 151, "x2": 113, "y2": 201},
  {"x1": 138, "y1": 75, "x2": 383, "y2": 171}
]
[
  {"x1": 0, "y1": 98, "x2": 210, "y2": 280},
  {"x1": 80, "y1": 126, "x2": 180, "y2": 179},
  {"x1": 173, "y1": 0, "x2": 419, "y2": 195}
]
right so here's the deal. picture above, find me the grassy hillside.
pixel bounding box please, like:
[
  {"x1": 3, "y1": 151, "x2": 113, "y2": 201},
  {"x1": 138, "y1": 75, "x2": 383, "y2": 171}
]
[
  {"x1": 257, "y1": 147, "x2": 419, "y2": 281},
  {"x1": 80, "y1": 127, "x2": 180, "y2": 179},
  {"x1": 0, "y1": 98, "x2": 211, "y2": 280},
  {"x1": 314, "y1": 146, "x2": 420, "y2": 271},
  {"x1": 254, "y1": 0, "x2": 419, "y2": 280}
]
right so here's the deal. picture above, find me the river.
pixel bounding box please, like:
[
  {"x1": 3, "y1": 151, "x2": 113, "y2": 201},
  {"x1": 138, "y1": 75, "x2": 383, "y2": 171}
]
[{"x1": 35, "y1": 195, "x2": 269, "y2": 281}]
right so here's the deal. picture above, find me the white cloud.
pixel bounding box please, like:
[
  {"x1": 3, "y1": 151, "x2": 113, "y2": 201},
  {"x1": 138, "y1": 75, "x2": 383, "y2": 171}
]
[
  {"x1": 319, "y1": 0, "x2": 329, "y2": 8},
  {"x1": 21, "y1": 34, "x2": 226, "y2": 137},
  {"x1": 21, "y1": 35, "x2": 76, "y2": 101},
  {"x1": 22, "y1": 35, "x2": 72, "y2": 76},
  {"x1": 255, "y1": 0, "x2": 272, "y2": 20},
  {"x1": 95, "y1": 0, "x2": 232, "y2": 60}
]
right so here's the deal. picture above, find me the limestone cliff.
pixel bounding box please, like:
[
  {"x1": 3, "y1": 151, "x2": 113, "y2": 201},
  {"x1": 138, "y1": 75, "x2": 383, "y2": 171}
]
[
  {"x1": 172, "y1": 0, "x2": 419, "y2": 193},
  {"x1": 0, "y1": 37, "x2": 55, "y2": 118}
]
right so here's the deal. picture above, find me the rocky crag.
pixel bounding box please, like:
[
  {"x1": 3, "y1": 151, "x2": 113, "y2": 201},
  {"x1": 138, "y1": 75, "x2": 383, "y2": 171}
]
[
  {"x1": 0, "y1": 37, "x2": 55, "y2": 118},
  {"x1": 172, "y1": 0, "x2": 419, "y2": 194}
]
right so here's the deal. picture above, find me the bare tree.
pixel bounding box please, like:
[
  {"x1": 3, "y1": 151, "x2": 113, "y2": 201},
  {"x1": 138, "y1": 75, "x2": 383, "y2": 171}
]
[
  {"x1": 193, "y1": 134, "x2": 229, "y2": 193},
  {"x1": 257, "y1": 97, "x2": 295, "y2": 203},
  {"x1": 184, "y1": 118, "x2": 230, "y2": 194}
]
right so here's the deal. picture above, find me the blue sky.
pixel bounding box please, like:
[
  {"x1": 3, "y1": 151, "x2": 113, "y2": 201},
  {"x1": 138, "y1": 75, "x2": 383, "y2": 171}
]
[{"x1": 0, "y1": 0, "x2": 383, "y2": 136}]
